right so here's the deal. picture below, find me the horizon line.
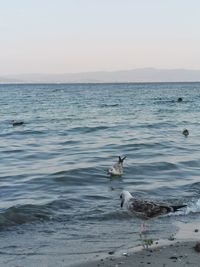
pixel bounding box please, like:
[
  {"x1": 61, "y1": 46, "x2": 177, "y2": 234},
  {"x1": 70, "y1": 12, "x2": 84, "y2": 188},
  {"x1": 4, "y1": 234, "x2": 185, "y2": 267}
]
[
  {"x1": 1, "y1": 81, "x2": 200, "y2": 85},
  {"x1": 2, "y1": 67, "x2": 200, "y2": 77}
]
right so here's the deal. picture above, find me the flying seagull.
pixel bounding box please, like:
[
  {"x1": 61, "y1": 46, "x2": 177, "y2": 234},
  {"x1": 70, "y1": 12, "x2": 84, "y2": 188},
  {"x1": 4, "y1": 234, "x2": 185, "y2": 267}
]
[
  {"x1": 108, "y1": 156, "x2": 126, "y2": 176},
  {"x1": 120, "y1": 190, "x2": 187, "y2": 219}
]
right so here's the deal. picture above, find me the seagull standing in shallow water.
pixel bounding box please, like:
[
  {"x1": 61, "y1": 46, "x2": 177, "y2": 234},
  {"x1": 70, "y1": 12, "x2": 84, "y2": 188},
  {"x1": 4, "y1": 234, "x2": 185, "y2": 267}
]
[
  {"x1": 108, "y1": 156, "x2": 126, "y2": 176},
  {"x1": 120, "y1": 190, "x2": 187, "y2": 219}
]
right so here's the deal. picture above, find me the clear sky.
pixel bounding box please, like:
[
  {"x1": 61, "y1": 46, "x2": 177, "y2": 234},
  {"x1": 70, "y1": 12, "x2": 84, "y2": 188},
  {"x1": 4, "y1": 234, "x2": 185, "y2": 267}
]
[{"x1": 0, "y1": 0, "x2": 200, "y2": 75}]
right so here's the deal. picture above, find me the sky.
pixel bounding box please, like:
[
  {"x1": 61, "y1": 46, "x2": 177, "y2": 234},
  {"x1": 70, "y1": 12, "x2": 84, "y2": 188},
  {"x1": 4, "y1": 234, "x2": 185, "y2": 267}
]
[{"x1": 0, "y1": 0, "x2": 200, "y2": 75}]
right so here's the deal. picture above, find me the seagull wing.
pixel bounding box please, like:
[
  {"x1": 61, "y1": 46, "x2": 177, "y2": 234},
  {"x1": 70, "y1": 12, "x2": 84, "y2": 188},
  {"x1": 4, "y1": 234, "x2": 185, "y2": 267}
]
[{"x1": 128, "y1": 199, "x2": 174, "y2": 219}]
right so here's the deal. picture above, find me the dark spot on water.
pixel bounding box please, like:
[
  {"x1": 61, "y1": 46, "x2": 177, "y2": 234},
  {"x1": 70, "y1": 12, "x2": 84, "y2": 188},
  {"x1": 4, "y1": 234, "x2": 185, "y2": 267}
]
[
  {"x1": 194, "y1": 243, "x2": 200, "y2": 252},
  {"x1": 12, "y1": 120, "x2": 24, "y2": 127},
  {"x1": 169, "y1": 256, "x2": 178, "y2": 260}
]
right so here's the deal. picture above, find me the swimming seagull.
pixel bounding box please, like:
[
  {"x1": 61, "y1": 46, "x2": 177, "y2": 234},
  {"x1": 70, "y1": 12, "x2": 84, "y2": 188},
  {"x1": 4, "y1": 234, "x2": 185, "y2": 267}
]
[
  {"x1": 182, "y1": 129, "x2": 189, "y2": 137},
  {"x1": 120, "y1": 190, "x2": 187, "y2": 219},
  {"x1": 12, "y1": 120, "x2": 24, "y2": 127},
  {"x1": 108, "y1": 156, "x2": 126, "y2": 176}
]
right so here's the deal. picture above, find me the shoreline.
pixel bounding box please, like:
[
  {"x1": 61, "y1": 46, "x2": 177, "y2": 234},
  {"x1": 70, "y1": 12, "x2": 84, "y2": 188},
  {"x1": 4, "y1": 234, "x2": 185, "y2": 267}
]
[
  {"x1": 72, "y1": 241, "x2": 200, "y2": 267},
  {"x1": 71, "y1": 222, "x2": 200, "y2": 267}
]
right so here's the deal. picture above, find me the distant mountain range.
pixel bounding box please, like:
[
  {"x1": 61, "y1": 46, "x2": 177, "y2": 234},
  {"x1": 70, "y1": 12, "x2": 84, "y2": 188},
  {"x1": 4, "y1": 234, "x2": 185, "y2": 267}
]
[{"x1": 1, "y1": 68, "x2": 200, "y2": 83}]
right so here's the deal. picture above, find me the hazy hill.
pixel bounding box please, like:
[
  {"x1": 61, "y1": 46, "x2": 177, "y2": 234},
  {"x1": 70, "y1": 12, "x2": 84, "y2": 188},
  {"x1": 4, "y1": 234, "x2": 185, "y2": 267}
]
[{"x1": 1, "y1": 68, "x2": 200, "y2": 83}]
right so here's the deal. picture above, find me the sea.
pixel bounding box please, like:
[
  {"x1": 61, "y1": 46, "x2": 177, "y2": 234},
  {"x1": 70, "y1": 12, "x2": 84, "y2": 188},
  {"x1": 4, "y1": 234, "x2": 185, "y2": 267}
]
[{"x1": 0, "y1": 83, "x2": 200, "y2": 266}]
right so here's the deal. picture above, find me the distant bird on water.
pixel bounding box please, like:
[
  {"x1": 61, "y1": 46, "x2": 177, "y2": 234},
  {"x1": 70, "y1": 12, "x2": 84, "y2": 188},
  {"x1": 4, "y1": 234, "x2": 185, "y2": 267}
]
[
  {"x1": 108, "y1": 156, "x2": 126, "y2": 176},
  {"x1": 120, "y1": 190, "x2": 187, "y2": 219},
  {"x1": 177, "y1": 97, "x2": 183, "y2": 102},
  {"x1": 12, "y1": 120, "x2": 24, "y2": 127},
  {"x1": 182, "y1": 129, "x2": 189, "y2": 137}
]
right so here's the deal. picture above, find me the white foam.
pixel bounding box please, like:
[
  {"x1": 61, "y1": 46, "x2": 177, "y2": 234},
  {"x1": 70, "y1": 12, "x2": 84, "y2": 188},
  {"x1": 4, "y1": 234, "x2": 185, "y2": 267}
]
[
  {"x1": 184, "y1": 198, "x2": 200, "y2": 215},
  {"x1": 164, "y1": 198, "x2": 200, "y2": 217}
]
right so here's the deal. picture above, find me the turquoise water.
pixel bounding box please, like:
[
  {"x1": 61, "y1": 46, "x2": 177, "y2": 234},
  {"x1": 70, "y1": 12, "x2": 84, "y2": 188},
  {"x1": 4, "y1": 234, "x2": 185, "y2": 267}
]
[{"x1": 0, "y1": 83, "x2": 200, "y2": 266}]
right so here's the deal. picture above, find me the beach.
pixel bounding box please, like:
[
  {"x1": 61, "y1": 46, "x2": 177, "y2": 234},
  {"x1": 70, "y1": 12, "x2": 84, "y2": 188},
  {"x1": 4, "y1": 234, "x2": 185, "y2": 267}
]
[
  {"x1": 72, "y1": 241, "x2": 199, "y2": 267},
  {"x1": 72, "y1": 222, "x2": 200, "y2": 267}
]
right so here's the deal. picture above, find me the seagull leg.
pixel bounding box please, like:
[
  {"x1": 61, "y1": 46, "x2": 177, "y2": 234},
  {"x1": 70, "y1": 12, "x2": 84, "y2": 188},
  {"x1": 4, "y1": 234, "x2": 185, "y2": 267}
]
[
  {"x1": 139, "y1": 221, "x2": 150, "y2": 249},
  {"x1": 140, "y1": 222, "x2": 147, "y2": 234},
  {"x1": 139, "y1": 222, "x2": 146, "y2": 249}
]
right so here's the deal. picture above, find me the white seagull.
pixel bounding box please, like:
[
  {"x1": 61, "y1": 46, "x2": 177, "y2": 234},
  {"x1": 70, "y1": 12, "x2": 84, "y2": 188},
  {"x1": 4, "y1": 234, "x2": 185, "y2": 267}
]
[
  {"x1": 120, "y1": 190, "x2": 187, "y2": 219},
  {"x1": 108, "y1": 156, "x2": 126, "y2": 176}
]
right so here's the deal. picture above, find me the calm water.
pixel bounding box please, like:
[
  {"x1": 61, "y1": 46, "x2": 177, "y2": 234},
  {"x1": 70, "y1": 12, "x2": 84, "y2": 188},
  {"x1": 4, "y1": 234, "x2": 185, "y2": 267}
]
[{"x1": 0, "y1": 83, "x2": 200, "y2": 266}]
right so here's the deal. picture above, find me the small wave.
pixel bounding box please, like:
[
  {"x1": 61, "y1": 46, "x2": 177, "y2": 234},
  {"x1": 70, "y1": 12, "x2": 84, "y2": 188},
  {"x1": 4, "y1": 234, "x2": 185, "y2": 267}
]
[
  {"x1": 187, "y1": 182, "x2": 200, "y2": 195},
  {"x1": 4, "y1": 129, "x2": 46, "y2": 136},
  {"x1": 2, "y1": 149, "x2": 25, "y2": 154},
  {"x1": 0, "y1": 204, "x2": 52, "y2": 229},
  {"x1": 178, "y1": 159, "x2": 200, "y2": 169},
  {"x1": 0, "y1": 198, "x2": 77, "y2": 229},
  {"x1": 67, "y1": 125, "x2": 108, "y2": 134},
  {"x1": 185, "y1": 199, "x2": 200, "y2": 215},
  {"x1": 134, "y1": 161, "x2": 178, "y2": 174},
  {"x1": 22, "y1": 130, "x2": 47, "y2": 135},
  {"x1": 50, "y1": 167, "x2": 104, "y2": 186},
  {"x1": 135, "y1": 121, "x2": 174, "y2": 129},
  {"x1": 100, "y1": 104, "x2": 119, "y2": 108},
  {"x1": 58, "y1": 140, "x2": 81, "y2": 146},
  {"x1": 73, "y1": 209, "x2": 131, "y2": 222},
  {"x1": 165, "y1": 198, "x2": 200, "y2": 218}
]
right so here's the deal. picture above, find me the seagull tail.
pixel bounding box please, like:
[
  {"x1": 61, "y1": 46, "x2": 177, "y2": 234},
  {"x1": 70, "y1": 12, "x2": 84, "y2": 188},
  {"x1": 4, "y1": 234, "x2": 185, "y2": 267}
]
[
  {"x1": 172, "y1": 204, "x2": 187, "y2": 212},
  {"x1": 118, "y1": 156, "x2": 126, "y2": 163}
]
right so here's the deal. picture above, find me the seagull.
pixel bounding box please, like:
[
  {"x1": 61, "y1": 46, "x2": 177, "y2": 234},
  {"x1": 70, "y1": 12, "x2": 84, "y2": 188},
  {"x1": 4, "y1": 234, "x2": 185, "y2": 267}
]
[
  {"x1": 120, "y1": 190, "x2": 187, "y2": 219},
  {"x1": 12, "y1": 120, "x2": 24, "y2": 127},
  {"x1": 182, "y1": 129, "x2": 189, "y2": 137},
  {"x1": 108, "y1": 156, "x2": 126, "y2": 176}
]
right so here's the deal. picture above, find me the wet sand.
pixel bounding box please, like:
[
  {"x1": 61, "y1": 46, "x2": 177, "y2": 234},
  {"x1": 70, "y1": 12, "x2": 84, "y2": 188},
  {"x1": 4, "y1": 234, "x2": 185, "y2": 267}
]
[
  {"x1": 72, "y1": 222, "x2": 200, "y2": 267},
  {"x1": 72, "y1": 241, "x2": 200, "y2": 267}
]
